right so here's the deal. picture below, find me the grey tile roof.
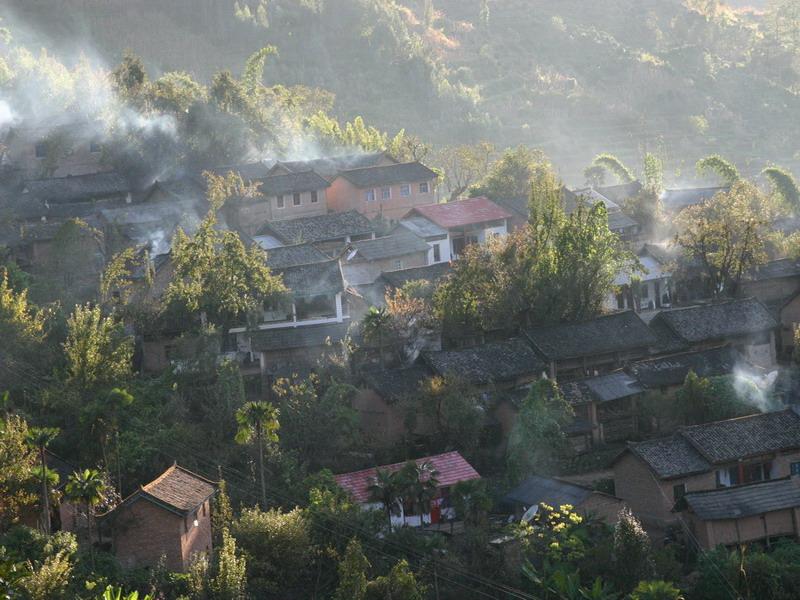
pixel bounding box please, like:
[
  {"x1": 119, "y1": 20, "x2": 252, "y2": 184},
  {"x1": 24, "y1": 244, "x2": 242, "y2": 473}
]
[
  {"x1": 524, "y1": 311, "x2": 657, "y2": 362},
  {"x1": 608, "y1": 210, "x2": 639, "y2": 232},
  {"x1": 660, "y1": 187, "x2": 729, "y2": 212},
  {"x1": 748, "y1": 258, "x2": 800, "y2": 282},
  {"x1": 258, "y1": 171, "x2": 330, "y2": 196},
  {"x1": 265, "y1": 244, "x2": 329, "y2": 269},
  {"x1": 250, "y1": 322, "x2": 351, "y2": 352},
  {"x1": 422, "y1": 338, "x2": 546, "y2": 385},
  {"x1": 491, "y1": 196, "x2": 529, "y2": 220},
  {"x1": 259, "y1": 210, "x2": 374, "y2": 244},
  {"x1": 652, "y1": 298, "x2": 778, "y2": 344},
  {"x1": 23, "y1": 171, "x2": 130, "y2": 203},
  {"x1": 561, "y1": 371, "x2": 644, "y2": 405},
  {"x1": 684, "y1": 478, "x2": 800, "y2": 520},
  {"x1": 380, "y1": 262, "x2": 451, "y2": 289},
  {"x1": 647, "y1": 317, "x2": 691, "y2": 354},
  {"x1": 503, "y1": 475, "x2": 592, "y2": 508},
  {"x1": 361, "y1": 365, "x2": 433, "y2": 403},
  {"x1": 350, "y1": 227, "x2": 429, "y2": 261},
  {"x1": 629, "y1": 346, "x2": 741, "y2": 389},
  {"x1": 274, "y1": 152, "x2": 392, "y2": 179},
  {"x1": 680, "y1": 408, "x2": 800, "y2": 464},
  {"x1": 207, "y1": 161, "x2": 272, "y2": 180},
  {"x1": 628, "y1": 435, "x2": 711, "y2": 479},
  {"x1": 596, "y1": 181, "x2": 643, "y2": 204},
  {"x1": 338, "y1": 162, "x2": 437, "y2": 188},
  {"x1": 278, "y1": 259, "x2": 344, "y2": 296}
]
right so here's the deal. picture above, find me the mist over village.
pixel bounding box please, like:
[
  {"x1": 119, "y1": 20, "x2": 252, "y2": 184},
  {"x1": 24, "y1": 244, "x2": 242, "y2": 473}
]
[{"x1": 1, "y1": 1, "x2": 800, "y2": 599}]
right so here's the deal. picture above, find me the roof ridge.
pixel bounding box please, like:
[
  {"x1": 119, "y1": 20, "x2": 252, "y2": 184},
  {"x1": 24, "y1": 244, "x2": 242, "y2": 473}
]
[
  {"x1": 142, "y1": 463, "x2": 178, "y2": 492},
  {"x1": 340, "y1": 160, "x2": 425, "y2": 173},
  {"x1": 172, "y1": 463, "x2": 219, "y2": 486}
]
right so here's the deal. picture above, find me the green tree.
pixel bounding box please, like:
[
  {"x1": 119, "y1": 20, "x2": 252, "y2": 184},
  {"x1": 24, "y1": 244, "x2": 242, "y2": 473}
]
[
  {"x1": 97, "y1": 586, "x2": 154, "y2": 600},
  {"x1": 234, "y1": 401, "x2": 279, "y2": 509},
  {"x1": 630, "y1": 580, "x2": 684, "y2": 600},
  {"x1": 0, "y1": 415, "x2": 38, "y2": 529},
  {"x1": 675, "y1": 181, "x2": 772, "y2": 297},
  {"x1": 762, "y1": 166, "x2": 800, "y2": 213},
  {"x1": 365, "y1": 560, "x2": 426, "y2": 600},
  {"x1": 24, "y1": 427, "x2": 59, "y2": 536},
  {"x1": 64, "y1": 469, "x2": 107, "y2": 568},
  {"x1": 507, "y1": 379, "x2": 573, "y2": 481},
  {"x1": 434, "y1": 143, "x2": 495, "y2": 201},
  {"x1": 167, "y1": 172, "x2": 286, "y2": 330},
  {"x1": 613, "y1": 508, "x2": 653, "y2": 593},
  {"x1": 696, "y1": 154, "x2": 740, "y2": 185},
  {"x1": 591, "y1": 153, "x2": 635, "y2": 184},
  {"x1": 415, "y1": 376, "x2": 484, "y2": 457},
  {"x1": 470, "y1": 145, "x2": 550, "y2": 200},
  {"x1": 210, "y1": 529, "x2": 247, "y2": 600},
  {"x1": 111, "y1": 50, "x2": 147, "y2": 99},
  {"x1": 212, "y1": 479, "x2": 234, "y2": 547},
  {"x1": 63, "y1": 305, "x2": 133, "y2": 391},
  {"x1": 80, "y1": 388, "x2": 134, "y2": 477},
  {"x1": 18, "y1": 551, "x2": 72, "y2": 600},
  {"x1": 335, "y1": 538, "x2": 370, "y2": 600},
  {"x1": 398, "y1": 460, "x2": 439, "y2": 525},
  {"x1": 362, "y1": 306, "x2": 392, "y2": 369},
  {"x1": 367, "y1": 468, "x2": 403, "y2": 527},
  {"x1": 451, "y1": 478, "x2": 492, "y2": 527}
]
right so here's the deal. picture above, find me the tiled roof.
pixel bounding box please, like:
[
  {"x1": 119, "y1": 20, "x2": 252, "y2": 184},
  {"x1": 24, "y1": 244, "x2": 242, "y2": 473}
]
[
  {"x1": 260, "y1": 210, "x2": 374, "y2": 244},
  {"x1": 140, "y1": 464, "x2": 216, "y2": 513},
  {"x1": 361, "y1": 365, "x2": 433, "y2": 403},
  {"x1": 334, "y1": 451, "x2": 480, "y2": 504},
  {"x1": 350, "y1": 227, "x2": 429, "y2": 261},
  {"x1": 338, "y1": 161, "x2": 437, "y2": 188},
  {"x1": 23, "y1": 171, "x2": 130, "y2": 203},
  {"x1": 258, "y1": 171, "x2": 330, "y2": 196},
  {"x1": 684, "y1": 478, "x2": 800, "y2": 520},
  {"x1": 680, "y1": 408, "x2": 800, "y2": 464},
  {"x1": 660, "y1": 187, "x2": 728, "y2": 212},
  {"x1": 409, "y1": 197, "x2": 511, "y2": 229},
  {"x1": 748, "y1": 258, "x2": 800, "y2": 282},
  {"x1": 423, "y1": 339, "x2": 546, "y2": 385},
  {"x1": 569, "y1": 188, "x2": 622, "y2": 213},
  {"x1": 274, "y1": 152, "x2": 393, "y2": 179},
  {"x1": 524, "y1": 311, "x2": 657, "y2": 361},
  {"x1": 651, "y1": 298, "x2": 778, "y2": 344},
  {"x1": 596, "y1": 181, "x2": 643, "y2": 204},
  {"x1": 607, "y1": 210, "x2": 639, "y2": 232},
  {"x1": 560, "y1": 371, "x2": 644, "y2": 405},
  {"x1": 265, "y1": 244, "x2": 329, "y2": 269},
  {"x1": 380, "y1": 262, "x2": 451, "y2": 289},
  {"x1": 492, "y1": 196, "x2": 530, "y2": 220},
  {"x1": 628, "y1": 435, "x2": 711, "y2": 479},
  {"x1": 629, "y1": 346, "x2": 741, "y2": 389},
  {"x1": 249, "y1": 321, "x2": 351, "y2": 352},
  {"x1": 503, "y1": 475, "x2": 592, "y2": 508},
  {"x1": 277, "y1": 259, "x2": 344, "y2": 296},
  {"x1": 146, "y1": 177, "x2": 206, "y2": 202}
]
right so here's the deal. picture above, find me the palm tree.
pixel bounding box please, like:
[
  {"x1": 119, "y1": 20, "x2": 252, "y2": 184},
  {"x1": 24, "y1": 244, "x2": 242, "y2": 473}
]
[
  {"x1": 362, "y1": 306, "x2": 392, "y2": 368},
  {"x1": 65, "y1": 469, "x2": 107, "y2": 568},
  {"x1": 367, "y1": 468, "x2": 402, "y2": 527},
  {"x1": 24, "y1": 427, "x2": 59, "y2": 535},
  {"x1": 409, "y1": 461, "x2": 440, "y2": 526},
  {"x1": 235, "y1": 401, "x2": 279, "y2": 509}
]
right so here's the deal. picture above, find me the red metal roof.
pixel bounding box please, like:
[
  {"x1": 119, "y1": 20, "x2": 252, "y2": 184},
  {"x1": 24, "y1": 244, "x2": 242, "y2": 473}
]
[
  {"x1": 409, "y1": 197, "x2": 511, "y2": 229},
  {"x1": 334, "y1": 451, "x2": 480, "y2": 504}
]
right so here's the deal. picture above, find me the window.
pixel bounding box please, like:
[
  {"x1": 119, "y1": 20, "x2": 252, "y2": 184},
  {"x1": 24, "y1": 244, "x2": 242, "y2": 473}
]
[
  {"x1": 89, "y1": 140, "x2": 101, "y2": 154},
  {"x1": 672, "y1": 484, "x2": 686, "y2": 502},
  {"x1": 276, "y1": 195, "x2": 285, "y2": 209},
  {"x1": 395, "y1": 260, "x2": 403, "y2": 270},
  {"x1": 419, "y1": 182, "x2": 430, "y2": 194},
  {"x1": 365, "y1": 189, "x2": 376, "y2": 202},
  {"x1": 400, "y1": 184, "x2": 411, "y2": 197},
  {"x1": 293, "y1": 193, "x2": 301, "y2": 206},
  {"x1": 35, "y1": 142, "x2": 47, "y2": 158},
  {"x1": 717, "y1": 462, "x2": 772, "y2": 487},
  {"x1": 311, "y1": 190, "x2": 319, "y2": 203},
  {"x1": 433, "y1": 243, "x2": 441, "y2": 263},
  {"x1": 382, "y1": 186, "x2": 392, "y2": 200},
  {"x1": 792, "y1": 462, "x2": 800, "y2": 476}
]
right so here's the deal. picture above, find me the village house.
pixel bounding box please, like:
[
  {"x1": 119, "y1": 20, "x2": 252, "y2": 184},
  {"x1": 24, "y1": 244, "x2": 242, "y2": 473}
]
[
  {"x1": 225, "y1": 170, "x2": 331, "y2": 236},
  {"x1": 740, "y1": 258, "x2": 800, "y2": 357},
  {"x1": 628, "y1": 346, "x2": 742, "y2": 397},
  {"x1": 341, "y1": 226, "x2": 431, "y2": 290},
  {"x1": 560, "y1": 371, "x2": 645, "y2": 452},
  {"x1": 334, "y1": 451, "x2": 481, "y2": 527},
  {"x1": 523, "y1": 310, "x2": 658, "y2": 381},
  {"x1": 255, "y1": 210, "x2": 376, "y2": 255},
  {"x1": 570, "y1": 187, "x2": 641, "y2": 241},
  {"x1": 502, "y1": 475, "x2": 625, "y2": 525},
  {"x1": 659, "y1": 186, "x2": 729, "y2": 214},
  {"x1": 613, "y1": 408, "x2": 800, "y2": 538},
  {"x1": 606, "y1": 244, "x2": 673, "y2": 312},
  {"x1": 355, "y1": 365, "x2": 434, "y2": 445},
  {"x1": 268, "y1": 151, "x2": 397, "y2": 181},
  {"x1": 326, "y1": 161, "x2": 439, "y2": 222},
  {"x1": 400, "y1": 196, "x2": 511, "y2": 262},
  {"x1": 101, "y1": 464, "x2": 216, "y2": 572},
  {"x1": 647, "y1": 298, "x2": 778, "y2": 368}
]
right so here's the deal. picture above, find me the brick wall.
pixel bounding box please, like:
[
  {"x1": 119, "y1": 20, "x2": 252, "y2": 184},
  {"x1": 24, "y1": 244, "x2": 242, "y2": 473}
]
[
  {"x1": 112, "y1": 500, "x2": 184, "y2": 572},
  {"x1": 327, "y1": 177, "x2": 437, "y2": 222},
  {"x1": 181, "y1": 499, "x2": 213, "y2": 567}
]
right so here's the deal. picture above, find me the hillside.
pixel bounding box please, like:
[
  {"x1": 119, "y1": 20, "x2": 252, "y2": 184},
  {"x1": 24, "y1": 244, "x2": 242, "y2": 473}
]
[{"x1": 5, "y1": 0, "x2": 800, "y2": 183}]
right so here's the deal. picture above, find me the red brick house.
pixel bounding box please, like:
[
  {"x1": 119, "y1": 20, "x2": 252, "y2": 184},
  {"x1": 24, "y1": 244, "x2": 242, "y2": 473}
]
[
  {"x1": 102, "y1": 464, "x2": 216, "y2": 572},
  {"x1": 334, "y1": 451, "x2": 480, "y2": 527}
]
